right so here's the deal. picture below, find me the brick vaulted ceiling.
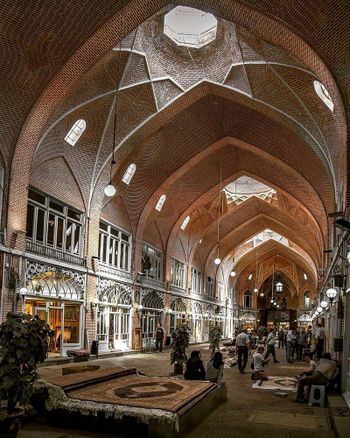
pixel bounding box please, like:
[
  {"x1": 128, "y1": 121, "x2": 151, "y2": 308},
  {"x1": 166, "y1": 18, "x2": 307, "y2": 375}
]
[{"x1": 2, "y1": 1, "x2": 350, "y2": 289}]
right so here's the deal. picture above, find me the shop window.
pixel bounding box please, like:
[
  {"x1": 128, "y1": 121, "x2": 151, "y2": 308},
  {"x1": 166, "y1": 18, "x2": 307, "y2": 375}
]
[
  {"x1": 97, "y1": 307, "x2": 108, "y2": 341},
  {"x1": 244, "y1": 290, "x2": 253, "y2": 308},
  {"x1": 98, "y1": 221, "x2": 131, "y2": 271},
  {"x1": 122, "y1": 163, "x2": 136, "y2": 185},
  {"x1": 170, "y1": 258, "x2": 185, "y2": 288},
  {"x1": 64, "y1": 119, "x2": 86, "y2": 146},
  {"x1": 191, "y1": 267, "x2": 201, "y2": 293},
  {"x1": 142, "y1": 243, "x2": 163, "y2": 281},
  {"x1": 26, "y1": 188, "x2": 84, "y2": 256}
]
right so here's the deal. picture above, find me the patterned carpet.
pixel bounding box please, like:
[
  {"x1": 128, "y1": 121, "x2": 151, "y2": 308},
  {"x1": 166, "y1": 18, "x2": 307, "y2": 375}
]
[
  {"x1": 67, "y1": 374, "x2": 216, "y2": 412},
  {"x1": 252, "y1": 376, "x2": 297, "y2": 392}
]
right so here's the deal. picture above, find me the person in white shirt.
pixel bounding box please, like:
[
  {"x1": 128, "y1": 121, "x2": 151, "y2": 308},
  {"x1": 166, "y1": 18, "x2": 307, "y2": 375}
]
[
  {"x1": 264, "y1": 328, "x2": 279, "y2": 363},
  {"x1": 286, "y1": 328, "x2": 296, "y2": 363},
  {"x1": 236, "y1": 329, "x2": 251, "y2": 374},
  {"x1": 297, "y1": 353, "x2": 317, "y2": 378},
  {"x1": 252, "y1": 346, "x2": 270, "y2": 380},
  {"x1": 315, "y1": 323, "x2": 325, "y2": 360}
]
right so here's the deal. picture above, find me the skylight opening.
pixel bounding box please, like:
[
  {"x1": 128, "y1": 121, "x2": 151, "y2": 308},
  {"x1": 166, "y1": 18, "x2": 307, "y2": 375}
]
[
  {"x1": 64, "y1": 119, "x2": 86, "y2": 146},
  {"x1": 122, "y1": 163, "x2": 136, "y2": 185},
  {"x1": 180, "y1": 215, "x2": 190, "y2": 230},
  {"x1": 164, "y1": 6, "x2": 218, "y2": 49},
  {"x1": 304, "y1": 273, "x2": 308, "y2": 280},
  {"x1": 313, "y1": 80, "x2": 334, "y2": 112},
  {"x1": 155, "y1": 194, "x2": 166, "y2": 212},
  {"x1": 224, "y1": 176, "x2": 276, "y2": 205}
]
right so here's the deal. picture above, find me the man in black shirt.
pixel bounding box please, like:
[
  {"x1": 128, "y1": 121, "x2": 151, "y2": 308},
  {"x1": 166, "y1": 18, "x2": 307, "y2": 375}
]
[{"x1": 155, "y1": 324, "x2": 164, "y2": 353}]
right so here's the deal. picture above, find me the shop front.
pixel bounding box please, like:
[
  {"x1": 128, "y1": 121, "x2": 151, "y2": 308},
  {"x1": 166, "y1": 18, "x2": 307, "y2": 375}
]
[
  {"x1": 96, "y1": 279, "x2": 133, "y2": 352},
  {"x1": 240, "y1": 311, "x2": 257, "y2": 331},
  {"x1": 191, "y1": 301, "x2": 204, "y2": 342},
  {"x1": 169, "y1": 296, "x2": 187, "y2": 336},
  {"x1": 140, "y1": 289, "x2": 164, "y2": 349},
  {"x1": 24, "y1": 261, "x2": 85, "y2": 357}
]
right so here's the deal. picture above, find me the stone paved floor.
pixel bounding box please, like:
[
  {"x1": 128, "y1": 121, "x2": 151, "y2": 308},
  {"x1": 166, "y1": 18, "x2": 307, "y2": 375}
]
[{"x1": 19, "y1": 346, "x2": 334, "y2": 438}]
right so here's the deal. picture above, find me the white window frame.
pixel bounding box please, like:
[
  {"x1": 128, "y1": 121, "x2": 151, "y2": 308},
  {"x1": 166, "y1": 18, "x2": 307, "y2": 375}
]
[
  {"x1": 98, "y1": 221, "x2": 131, "y2": 272},
  {"x1": 191, "y1": 267, "x2": 201, "y2": 293},
  {"x1": 142, "y1": 243, "x2": 163, "y2": 281},
  {"x1": 170, "y1": 258, "x2": 185, "y2": 288},
  {"x1": 155, "y1": 194, "x2": 166, "y2": 212},
  {"x1": 64, "y1": 119, "x2": 86, "y2": 146},
  {"x1": 122, "y1": 163, "x2": 136, "y2": 185},
  {"x1": 26, "y1": 188, "x2": 84, "y2": 256},
  {"x1": 244, "y1": 291, "x2": 253, "y2": 308},
  {"x1": 207, "y1": 276, "x2": 214, "y2": 297}
]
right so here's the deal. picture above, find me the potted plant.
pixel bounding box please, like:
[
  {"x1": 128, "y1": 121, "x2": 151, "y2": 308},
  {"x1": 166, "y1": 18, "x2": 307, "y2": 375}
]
[
  {"x1": 0, "y1": 312, "x2": 53, "y2": 435},
  {"x1": 209, "y1": 324, "x2": 223, "y2": 353},
  {"x1": 170, "y1": 324, "x2": 190, "y2": 375}
]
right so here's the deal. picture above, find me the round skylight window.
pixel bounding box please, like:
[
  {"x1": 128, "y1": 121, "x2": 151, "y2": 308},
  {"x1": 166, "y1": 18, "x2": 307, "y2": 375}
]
[{"x1": 164, "y1": 6, "x2": 218, "y2": 49}]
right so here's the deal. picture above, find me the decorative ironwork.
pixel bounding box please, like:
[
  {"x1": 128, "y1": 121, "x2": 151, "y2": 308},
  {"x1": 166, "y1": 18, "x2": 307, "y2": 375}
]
[
  {"x1": 25, "y1": 260, "x2": 85, "y2": 300},
  {"x1": 99, "y1": 263, "x2": 133, "y2": 281},
  {"x1": 170, "y1": 296, "x2": 187, "y2": 312},
  {"x1": 141, "y1": 289, "x2": 164, "y2": 309},
  {"x1": 192, "y1": 301, "x2": 203, "y2": 316},
  {"x1": 97, "y1": 278, "x2": 133, "y2": 305}
]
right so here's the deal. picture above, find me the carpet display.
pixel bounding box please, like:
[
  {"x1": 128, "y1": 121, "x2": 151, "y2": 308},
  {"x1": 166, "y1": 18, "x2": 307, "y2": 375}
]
[
  {"x1": 68, "y1": 374, "x2": 215, "y2": 412},
  {"x1": 252, "y1": 376, "x2": 297, "y2": 391}
]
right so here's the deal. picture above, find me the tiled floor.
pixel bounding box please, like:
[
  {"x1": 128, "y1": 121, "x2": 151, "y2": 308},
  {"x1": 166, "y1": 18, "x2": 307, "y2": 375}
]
[{"x1": 19, "y1": 346, "x2": 334, "y2": 437}]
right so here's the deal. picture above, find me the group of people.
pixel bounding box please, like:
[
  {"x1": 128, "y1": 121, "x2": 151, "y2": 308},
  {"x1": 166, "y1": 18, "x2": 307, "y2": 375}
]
[{"x1": 184, "y1": 351, "x2": 224, "y2": 383}]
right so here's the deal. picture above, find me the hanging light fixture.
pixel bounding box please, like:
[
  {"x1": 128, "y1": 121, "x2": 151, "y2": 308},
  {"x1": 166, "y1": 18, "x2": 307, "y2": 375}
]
[
  {"x1": 104, "y1": 3, "x2": 125, "y2": 198},
  {"x1": 320, "y1": 300, "x2": 328, "y2": 309},
  {"x1": 230, "y1": 271, "x2": 236, "y2": 277},
  {"x1": 317, "y1": 306, "x2": 323, "y2": 313},
  {"x1": 214, "y1": 165, "x2": 223, "y2": 266}
]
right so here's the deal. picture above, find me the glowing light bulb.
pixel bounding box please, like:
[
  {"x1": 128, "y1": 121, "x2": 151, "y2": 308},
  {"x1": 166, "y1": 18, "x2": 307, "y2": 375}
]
[
  {"x1": 104, "y1": 183, "x2": 116, "y2": 197},
  {"x1": 214, "y1": 257, "x2": 221, "y2": 265}
]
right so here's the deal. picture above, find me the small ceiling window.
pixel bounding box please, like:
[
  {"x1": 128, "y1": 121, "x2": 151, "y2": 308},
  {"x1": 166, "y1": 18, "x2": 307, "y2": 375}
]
[
  {"x1": 276, "y1": 282, "x2": 283, "y2": 292},
  {"x1": 164, "y1": 6, "x2": 218, "y2": 49},
  {"x1": 248, "y1": 273, "x2": 253, "y2": 281},
  {"x1": 122, "y1": 163, "x2": 136, "y2": 185},
  {"x1": 155, "y1": 194, "x2": 166, "y2": 212},
  {"x1": 303, "y1": 273, "x2": 308, "y2": 280},
  {"x1": 313, "y1": 80, "x2": 334, "y2": 112},
  {"x1": 180, "y1": 215, "x2": 190, "y2": 230},
  {"x1": 64, "y1": 119, "x2": 86, "y2": 146}
]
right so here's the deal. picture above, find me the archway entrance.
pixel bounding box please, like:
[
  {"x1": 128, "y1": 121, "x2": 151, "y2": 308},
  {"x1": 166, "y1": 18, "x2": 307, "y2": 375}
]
[{"x1": 257, "y1": 273, "x2": 298, "y2": 330}]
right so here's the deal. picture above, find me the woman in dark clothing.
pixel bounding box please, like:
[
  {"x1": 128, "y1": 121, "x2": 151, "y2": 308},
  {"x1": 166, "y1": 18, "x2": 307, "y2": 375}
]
[{"x1": 184, "y1": 350, "x2": 206, "y2": 380}]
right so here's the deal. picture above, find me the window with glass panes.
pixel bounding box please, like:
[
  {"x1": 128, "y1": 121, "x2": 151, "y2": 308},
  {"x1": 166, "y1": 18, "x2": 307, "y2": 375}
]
[
  {"x1": 191, "y1": 268, "x2": 201, "y2": 293},
  {"x1": 207, "y1": 276, "x2": 214, "y2": 297},
  {"x1": 170, "y1": 258, "x2": 185, "y2": 288},
  {"x1": 26, "y1": 188, "x2": 83, "y2": 255},
  {"x1": 142, "y1": 243, "x2": 162, "y2": 280},
  {"x1": 98, "y1": 222, "x2": 131, "y2": 271}
]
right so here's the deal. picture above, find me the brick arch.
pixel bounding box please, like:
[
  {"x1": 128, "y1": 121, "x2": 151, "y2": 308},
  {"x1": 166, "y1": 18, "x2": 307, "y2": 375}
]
[
  {"x1": 203, "y1": 214, "x2": 318, "y2": 280},
  {"x1": 133, "y1": 138, "x2": 327, "y2": 274},
  {"x1": 6, "y1": 0, "x2": 344, "y2": 248},
  {"x1": 233, "y1": 241, "x2": 317, "y2": 287}
]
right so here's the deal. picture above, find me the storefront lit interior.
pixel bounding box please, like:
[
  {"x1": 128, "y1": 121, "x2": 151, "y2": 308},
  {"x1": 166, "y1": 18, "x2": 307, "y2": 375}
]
[{"x1": 0, "y1": 0, "x2": 350, "y2": 411}]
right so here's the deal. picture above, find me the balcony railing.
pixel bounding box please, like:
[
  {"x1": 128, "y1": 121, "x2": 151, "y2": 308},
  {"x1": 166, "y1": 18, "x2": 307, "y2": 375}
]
[
  {"x1": 99, "y1": 263, "x2": 133, "y2": 281},
  {"x1": 140, "y1": 275, "x2": 165, "y2": 290},
  {"x1": 26, "y1": 240, "x2": 86, "y2": 267}
]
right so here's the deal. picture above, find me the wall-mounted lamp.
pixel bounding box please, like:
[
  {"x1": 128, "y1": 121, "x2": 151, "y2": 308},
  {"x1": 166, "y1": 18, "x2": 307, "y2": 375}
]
[
  {"x1": 326, "y1": 287, "x2": 337, "y2": 305},
  {"x1": 166, "y1": 308, "x2": 173, "y2": 315}
]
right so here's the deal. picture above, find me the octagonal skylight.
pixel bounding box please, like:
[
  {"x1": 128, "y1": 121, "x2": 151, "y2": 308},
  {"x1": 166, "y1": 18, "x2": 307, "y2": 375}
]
[
  {"x1": 224, "y1": 176, "x2": 276, "y2": 205},
  {"x1": 164, "y1": 6, "x2": 218, "y2": 49}
]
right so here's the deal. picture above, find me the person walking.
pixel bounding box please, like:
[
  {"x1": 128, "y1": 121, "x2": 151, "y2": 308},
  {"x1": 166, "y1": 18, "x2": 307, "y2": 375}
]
[
  {"x1": 264, "y1": 328, "x2": 279, "y2": 363},
  {"x1": 315, "y1": 323, "x2": 325, "y2": 360},
  {"x1": 236, "y1": 329, "x2": 251, "y2": 374},
  {"x1": 155, "y1": 323, "x2": 164, "y2": 353}
]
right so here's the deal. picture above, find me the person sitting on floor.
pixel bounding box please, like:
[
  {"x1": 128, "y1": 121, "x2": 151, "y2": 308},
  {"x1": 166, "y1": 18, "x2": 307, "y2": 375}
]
[
  {"x1": 206, "y1": 351, "x2": 224, "y2": 383},
  {"x1": 184, "y1": 350, "x2": 206, "y2": 381},
  {"x1": 252, "y1": 346, "x2": 270, "y2": 381},
  {"x1": 296, "y1": 353, "x2": 317, "y2": 378},
  {"x1": 295, "y1": 352, "x2": 337, "y2": 403}
]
